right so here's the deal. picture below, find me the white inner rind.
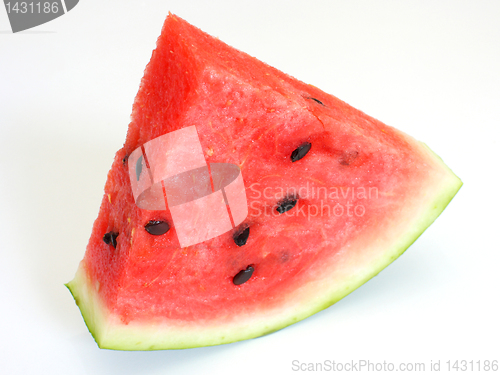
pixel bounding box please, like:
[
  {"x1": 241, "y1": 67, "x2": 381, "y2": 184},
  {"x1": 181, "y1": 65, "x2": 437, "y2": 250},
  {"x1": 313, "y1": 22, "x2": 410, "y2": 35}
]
[{"x1": 66, "y1": 140, "x2": 462, "y2": 350}]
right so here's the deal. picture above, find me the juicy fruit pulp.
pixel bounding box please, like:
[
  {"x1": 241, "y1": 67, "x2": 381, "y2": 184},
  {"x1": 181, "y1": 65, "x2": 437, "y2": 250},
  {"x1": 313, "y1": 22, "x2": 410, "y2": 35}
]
[{"x1": 66, "y1": 13, "x2": 462, "y2": 350}]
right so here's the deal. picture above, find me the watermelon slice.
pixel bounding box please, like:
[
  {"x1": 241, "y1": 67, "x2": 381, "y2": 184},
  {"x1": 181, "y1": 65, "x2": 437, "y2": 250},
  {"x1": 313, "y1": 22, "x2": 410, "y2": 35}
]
[{"x1": 66, "y1": 13, "x2": 462, "y2": 350}]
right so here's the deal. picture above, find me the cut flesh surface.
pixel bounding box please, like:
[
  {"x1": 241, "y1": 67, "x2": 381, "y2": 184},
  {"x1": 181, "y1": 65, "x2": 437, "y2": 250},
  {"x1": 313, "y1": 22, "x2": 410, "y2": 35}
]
[{"x1": 66, "y1": 13, "x2": 462, "y2": 350}]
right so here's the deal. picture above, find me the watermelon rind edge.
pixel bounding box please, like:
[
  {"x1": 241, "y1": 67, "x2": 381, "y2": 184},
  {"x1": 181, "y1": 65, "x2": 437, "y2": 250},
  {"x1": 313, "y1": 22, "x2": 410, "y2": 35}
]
[{"x1": 65, "y1": 140, "x2": 462, "y2": 350}]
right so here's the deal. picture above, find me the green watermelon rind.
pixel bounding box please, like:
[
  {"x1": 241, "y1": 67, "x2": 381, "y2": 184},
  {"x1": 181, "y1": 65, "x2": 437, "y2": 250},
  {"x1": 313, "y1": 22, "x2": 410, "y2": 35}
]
[{"x1": 66, "y1": 140, "x2": 462, "y2": 350}]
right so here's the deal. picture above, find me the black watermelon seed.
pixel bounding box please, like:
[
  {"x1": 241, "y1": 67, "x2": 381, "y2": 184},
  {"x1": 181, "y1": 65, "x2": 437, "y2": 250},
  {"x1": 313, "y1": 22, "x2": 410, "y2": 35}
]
[
  {"x1": 233, "y1": 265, "x2": 254, "y2": 285},
  {"x1": 145, "y1": 220, "x2": 170, "y2": 235},
  {"x1": 136, "y1": 155, "x2": 143, "y2": 181},
  {"x1": 276, "y1": 198, "x2": 297, "y2": 214},
  {"x1": 233, "y1": 227, "x2": 250, "y2": 247},
  {"x1": 308, "y1": 97, "x2": 324, "y2": 106},
  {"x1": 103, "y1": 232, "x2": 118, "y2": 248},
  {"x1": 291, "y1": 142, "x2": 311, "y2": 162}
]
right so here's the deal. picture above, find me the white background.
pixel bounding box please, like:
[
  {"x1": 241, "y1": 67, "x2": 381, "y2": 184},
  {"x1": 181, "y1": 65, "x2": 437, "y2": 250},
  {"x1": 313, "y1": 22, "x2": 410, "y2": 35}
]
[{"x1": 1, "y1": 1, "x2": 499, "y2": 374}]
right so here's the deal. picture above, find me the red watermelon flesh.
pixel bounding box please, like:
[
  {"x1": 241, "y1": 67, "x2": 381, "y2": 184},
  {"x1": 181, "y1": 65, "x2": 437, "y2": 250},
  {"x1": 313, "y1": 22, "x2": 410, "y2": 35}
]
[{"x1": 66, "y1": 13, "x2": 462, "y2": 350}]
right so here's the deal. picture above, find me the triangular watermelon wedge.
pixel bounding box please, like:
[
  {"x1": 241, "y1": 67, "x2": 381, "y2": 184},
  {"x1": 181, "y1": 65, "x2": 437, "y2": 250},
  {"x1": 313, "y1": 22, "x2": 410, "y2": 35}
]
[{"x1": 66, "y1": 13, "x2": 462, "y2": 350}]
